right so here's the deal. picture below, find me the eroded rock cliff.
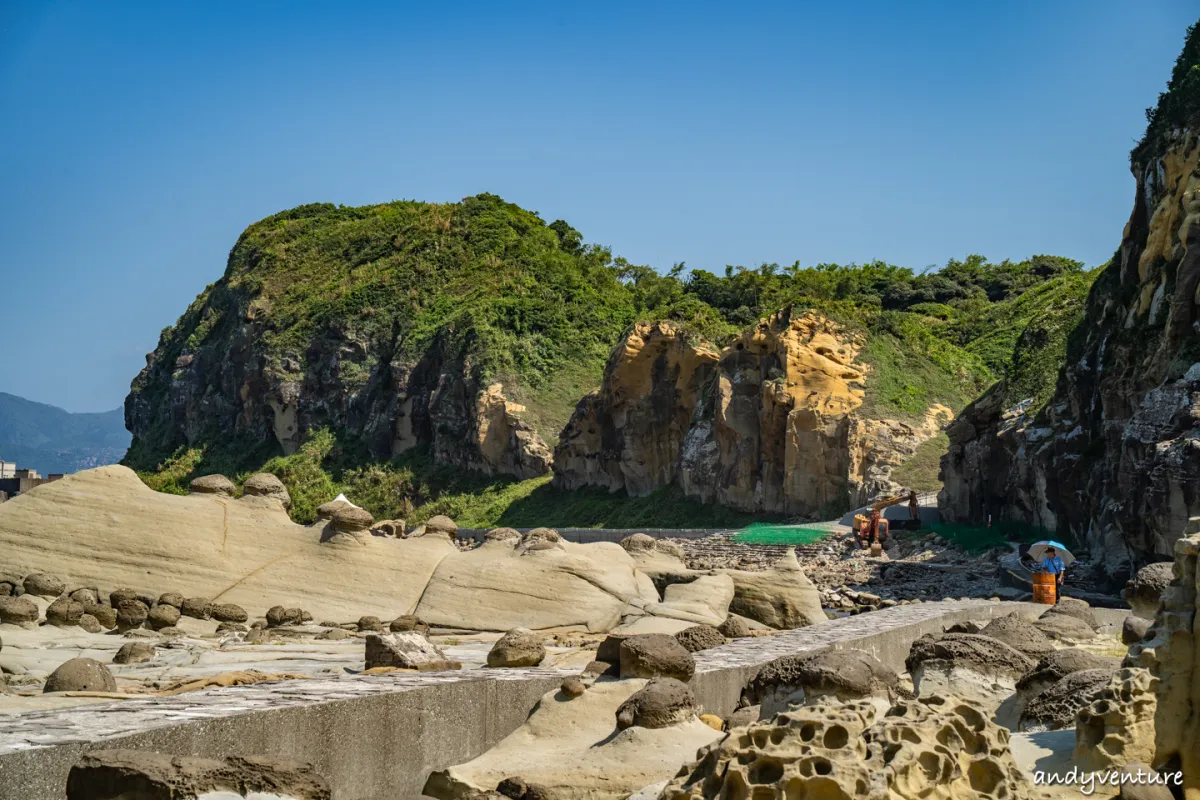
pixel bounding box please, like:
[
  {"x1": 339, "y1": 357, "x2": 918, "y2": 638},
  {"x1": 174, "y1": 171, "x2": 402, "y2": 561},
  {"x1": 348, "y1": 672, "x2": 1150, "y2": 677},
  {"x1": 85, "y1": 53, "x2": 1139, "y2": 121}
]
[
  {"x1": 940, "y1": 28, "x2": 1200, "y2": 579},
  {"x1": 122, "y1": 196, "x2": 641, "y2": 485},
  {"x1": 555, "y1": 311, "x2": 952, "y2": 516},
  {"x1": 553, "y1": 321, "x2": 719, "y2": 495}
]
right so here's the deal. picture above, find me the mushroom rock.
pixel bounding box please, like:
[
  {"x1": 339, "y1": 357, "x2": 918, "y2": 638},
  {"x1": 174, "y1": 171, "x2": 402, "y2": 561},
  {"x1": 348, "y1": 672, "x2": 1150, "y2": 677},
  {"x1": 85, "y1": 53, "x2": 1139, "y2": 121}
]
[
  {"x1": 978, "y1": 612, "x2": 1056, "y2": 658},
  {"x1": 241, "y1": 472, "x2": 292, "y2": 509},
  {"x1": 1124, "y1": 561, "x2": 1175, "y2": 620},
  {"x1": 905, "y1": 633, "x2": 1035, "y2": 716},
  {"x1": 189, "y1": 474, "x2": 235, "y2": 497},
  {"x1": 747, "y1": 649, "x2": 901, "y2": 717}
]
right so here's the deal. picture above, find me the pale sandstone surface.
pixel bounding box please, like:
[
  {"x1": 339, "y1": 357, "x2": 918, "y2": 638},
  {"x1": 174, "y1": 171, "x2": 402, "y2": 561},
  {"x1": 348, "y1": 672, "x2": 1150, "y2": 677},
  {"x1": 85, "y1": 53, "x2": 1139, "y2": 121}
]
[
  {"x1": 626, "y1": 547, "x2": 824, "y2": 630},
  {"x1": 0, "y1": 467, "x2": 450, "y2": 622},
  {"x1": 412, "y1": 536, "x2": 661, "y2": 632},
  {"x1": 642, "y1": 575, "x2": 734, "y2": 628},
  {"x1": 423, "y1": 678, "x2": 722, "y2": 800},
  {"x1": 0, "y1": 467, "x2": 735, "y2": 633}
]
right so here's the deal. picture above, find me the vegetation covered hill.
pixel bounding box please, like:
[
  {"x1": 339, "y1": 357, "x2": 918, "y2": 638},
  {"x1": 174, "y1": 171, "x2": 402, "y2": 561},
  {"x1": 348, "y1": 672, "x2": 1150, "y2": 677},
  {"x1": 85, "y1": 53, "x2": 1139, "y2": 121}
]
[
  {"x1": 125, "y1": 192, "x2": 1093, "y2": 527},
  {"x1": 0, "y1": 392, "x2": 130, "y2": 475}
]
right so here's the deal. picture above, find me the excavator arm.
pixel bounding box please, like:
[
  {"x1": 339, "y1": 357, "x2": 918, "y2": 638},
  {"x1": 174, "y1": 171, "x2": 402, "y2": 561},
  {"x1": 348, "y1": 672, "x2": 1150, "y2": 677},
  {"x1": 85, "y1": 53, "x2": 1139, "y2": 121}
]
[{"x1": 870, "y1": 493, "x2": 908, "y2": 512}]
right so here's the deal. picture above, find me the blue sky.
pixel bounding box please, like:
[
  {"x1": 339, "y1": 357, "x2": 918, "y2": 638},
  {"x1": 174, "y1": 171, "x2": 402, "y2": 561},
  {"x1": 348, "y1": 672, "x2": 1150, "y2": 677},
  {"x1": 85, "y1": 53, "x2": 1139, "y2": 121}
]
[{"x1": 1, "y1": 1, "x2": 1196, "y2": 412}]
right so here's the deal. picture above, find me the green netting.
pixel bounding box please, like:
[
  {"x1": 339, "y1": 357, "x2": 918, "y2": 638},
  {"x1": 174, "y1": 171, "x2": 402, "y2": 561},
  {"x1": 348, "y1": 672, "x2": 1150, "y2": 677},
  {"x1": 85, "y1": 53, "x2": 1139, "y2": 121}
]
[
  {"x1": 926, "y1": 521, "x2": 1057, "y2": 553},
  {"x1": 731, "y1": 523, "x2": 839, "y2": 546}
]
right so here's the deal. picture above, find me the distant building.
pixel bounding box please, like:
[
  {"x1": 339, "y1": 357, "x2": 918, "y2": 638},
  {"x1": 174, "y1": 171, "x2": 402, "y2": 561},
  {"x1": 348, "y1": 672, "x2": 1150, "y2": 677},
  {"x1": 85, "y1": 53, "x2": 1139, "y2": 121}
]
[{"x1": 0, "y1": 460, "x2": 59, "y2": 501}]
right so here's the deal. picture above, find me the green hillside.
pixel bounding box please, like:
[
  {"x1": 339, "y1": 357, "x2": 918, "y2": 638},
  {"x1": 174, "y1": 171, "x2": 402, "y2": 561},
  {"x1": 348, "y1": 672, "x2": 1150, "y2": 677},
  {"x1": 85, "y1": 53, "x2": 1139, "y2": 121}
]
[{"x1": 127, "y1": 193, "x2": 1091, "y2": 527}]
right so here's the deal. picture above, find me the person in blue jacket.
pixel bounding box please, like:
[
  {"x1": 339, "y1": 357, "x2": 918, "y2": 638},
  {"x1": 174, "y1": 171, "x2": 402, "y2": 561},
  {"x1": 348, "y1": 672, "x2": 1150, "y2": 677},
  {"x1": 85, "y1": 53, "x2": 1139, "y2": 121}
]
[{"x1": 1040, "y1": 546, "x2": 1066, "y2": 600}]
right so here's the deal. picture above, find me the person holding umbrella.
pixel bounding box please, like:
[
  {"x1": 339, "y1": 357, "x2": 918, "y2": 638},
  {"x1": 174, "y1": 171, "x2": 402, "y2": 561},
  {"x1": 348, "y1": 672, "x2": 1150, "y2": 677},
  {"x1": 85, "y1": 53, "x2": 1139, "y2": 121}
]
[{"x1": 1028, "y1": 540, "x2": 1074, "y2": 604}]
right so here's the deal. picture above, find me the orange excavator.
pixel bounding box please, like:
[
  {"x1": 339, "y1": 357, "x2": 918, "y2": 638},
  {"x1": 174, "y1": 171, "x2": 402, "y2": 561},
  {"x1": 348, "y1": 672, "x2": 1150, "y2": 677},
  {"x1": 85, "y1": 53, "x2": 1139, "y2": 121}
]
[{"x1": 852, "y1": 491, "x2": 920, "y2": 556}]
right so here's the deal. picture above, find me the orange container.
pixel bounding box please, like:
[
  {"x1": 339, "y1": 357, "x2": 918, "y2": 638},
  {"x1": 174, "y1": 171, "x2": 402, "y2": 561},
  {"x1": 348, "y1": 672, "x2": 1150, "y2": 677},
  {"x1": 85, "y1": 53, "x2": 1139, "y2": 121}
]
[{"x1": 1032, "y1": 572, "x2": 1057, "y2": 605}]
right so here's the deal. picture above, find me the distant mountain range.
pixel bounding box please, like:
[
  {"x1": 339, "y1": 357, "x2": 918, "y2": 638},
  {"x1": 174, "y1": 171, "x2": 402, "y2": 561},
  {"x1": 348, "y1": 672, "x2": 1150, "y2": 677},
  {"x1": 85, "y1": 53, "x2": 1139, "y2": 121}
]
[{"x1": 0, "y1": 392, "x2": 130, "y2": 475}]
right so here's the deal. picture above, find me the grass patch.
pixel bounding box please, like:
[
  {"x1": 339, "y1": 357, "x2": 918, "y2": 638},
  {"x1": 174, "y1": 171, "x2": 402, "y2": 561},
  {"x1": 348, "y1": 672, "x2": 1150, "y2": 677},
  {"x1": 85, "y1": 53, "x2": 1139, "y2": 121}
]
[
  {"x1": 858, "y1": 318, "x2": 991, "y2": 419},
  {"x1": 891, "y1": 433, "x2": 949, "y2": 493},
  {"x1": 499, "y1": 357, "x2": 604, "y2": 447},
  {"x1": 957, "y1": 270, "x2": 1096, "y2": 410}
]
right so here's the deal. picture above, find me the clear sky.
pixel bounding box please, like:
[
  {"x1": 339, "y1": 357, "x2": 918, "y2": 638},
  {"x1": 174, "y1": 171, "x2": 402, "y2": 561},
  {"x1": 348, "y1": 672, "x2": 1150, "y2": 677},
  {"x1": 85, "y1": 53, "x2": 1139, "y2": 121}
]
[{"x1": 1, "y1": 1, "x2": 1196, "y2": 413}]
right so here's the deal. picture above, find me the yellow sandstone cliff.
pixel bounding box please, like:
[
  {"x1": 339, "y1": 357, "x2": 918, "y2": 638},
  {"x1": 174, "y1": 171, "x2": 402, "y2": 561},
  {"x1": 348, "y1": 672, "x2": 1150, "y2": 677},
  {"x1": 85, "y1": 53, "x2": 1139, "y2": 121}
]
[{"x1": 555, "y1": 311, "x2": 951, "y2": 517}]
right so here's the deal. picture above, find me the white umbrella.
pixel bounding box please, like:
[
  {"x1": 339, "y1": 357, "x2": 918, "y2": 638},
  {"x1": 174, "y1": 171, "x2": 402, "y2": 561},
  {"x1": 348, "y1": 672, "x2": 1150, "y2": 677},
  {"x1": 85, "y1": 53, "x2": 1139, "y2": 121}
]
[{"x1": 1027, "y1": 540, "x2": 1075, "y2": 567}]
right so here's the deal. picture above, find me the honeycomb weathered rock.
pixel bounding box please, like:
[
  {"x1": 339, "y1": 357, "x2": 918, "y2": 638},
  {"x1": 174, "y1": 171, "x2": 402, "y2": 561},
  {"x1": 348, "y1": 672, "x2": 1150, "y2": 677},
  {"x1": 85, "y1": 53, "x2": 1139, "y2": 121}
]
[{"x1": 661, "y1": 695, "x2": 1040, "y2": 799}]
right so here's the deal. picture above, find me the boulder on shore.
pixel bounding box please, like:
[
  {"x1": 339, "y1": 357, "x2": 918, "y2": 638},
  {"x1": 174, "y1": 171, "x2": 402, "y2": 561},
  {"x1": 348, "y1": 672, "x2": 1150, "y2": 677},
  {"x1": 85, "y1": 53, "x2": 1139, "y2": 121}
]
[
  {"x1": 44, "y1": 658, "x2": 117, "y2": 693},
  {"x1": 487, "y1": 628, "x2": 546, "y2": 668},
  {"x1": 189, "y1": 474, "x2": 235, "y2": 497},
  {"x1": 46, "y1": 596, "x2": 85, "y2": 627},
  {"x1": 23, "y1": 572, "x2": 65, "y2": 598},
  {"x1": 365, "y1": 632, "x2": 461, "y2": 671},
  {"x1": 619, "y1": 634, "x2": 695, "y2": 681},
  {"x1": 0, "y1": 596, "x2": 40, "y2": 625},
  {"x1": 615, "y1": 677, "x2": 698, "y2": 730},
  {"x1": 113, "y1": 642, "x2": 156, "y2": 665},
  {"x1": 674, "y1": 624, "x2": 725, "y2": 653}
]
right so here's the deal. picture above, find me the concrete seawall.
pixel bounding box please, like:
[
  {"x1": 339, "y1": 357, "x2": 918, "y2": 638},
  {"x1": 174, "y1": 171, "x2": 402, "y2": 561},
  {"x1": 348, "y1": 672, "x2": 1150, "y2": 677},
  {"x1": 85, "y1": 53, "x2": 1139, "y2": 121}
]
[{"x1": 0, "y1": 599, "x2": 1045, "y2": 800}]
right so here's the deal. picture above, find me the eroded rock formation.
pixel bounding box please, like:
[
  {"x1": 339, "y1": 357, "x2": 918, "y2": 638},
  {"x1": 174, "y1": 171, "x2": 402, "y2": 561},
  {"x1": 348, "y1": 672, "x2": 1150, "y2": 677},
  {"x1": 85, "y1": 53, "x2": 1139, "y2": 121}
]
[
  {"x1": 554, "y1": 321, "x2": 719, "y2": 495},
  {"x1": 66, "y1": 750, "x2": 330, "y2": 800},
  {"x1": 940, "y1": 61, "x2": 1200, "y2": 579},
  {"x1": 1074, "y1": 520, "x2": 1198, "y2": 795},
  {"x1": 661, "y1": 695, "x2": 1041, "y2": 800},
  {"x1": 555, "y1": 311, "x2": 951, "y2": 516},
  {"x1": 423, "y1": 678, "x2": 722, "y2": 800},
  {"x1": 0, "y1": 466, "x2": 739, "y2": 633}
]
